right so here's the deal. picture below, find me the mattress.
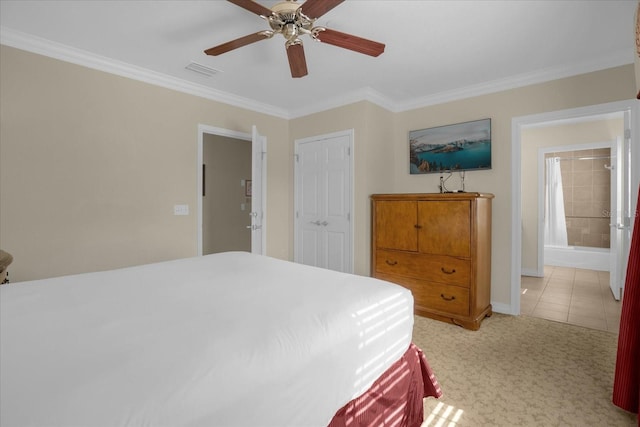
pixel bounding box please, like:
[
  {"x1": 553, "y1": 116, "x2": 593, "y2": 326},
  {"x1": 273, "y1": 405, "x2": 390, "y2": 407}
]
[{"x1": 0, "y1": 252, "x2": 416, "y2": 426}]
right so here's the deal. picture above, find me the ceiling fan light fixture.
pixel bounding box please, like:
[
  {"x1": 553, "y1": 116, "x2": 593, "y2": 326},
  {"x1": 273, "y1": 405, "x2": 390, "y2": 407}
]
[
  {"x1": 205, "y1": 0, "x2": 384, "y2": 78},
  {"x1": 271, "y1": 0, "x2": 300, "y2": 20},
  {"x1": 283, "y1": 23, "x2": 299, "y2": 40},
  {"x1": 266, "y1": 0, "x2": 314, "y2": 41}
]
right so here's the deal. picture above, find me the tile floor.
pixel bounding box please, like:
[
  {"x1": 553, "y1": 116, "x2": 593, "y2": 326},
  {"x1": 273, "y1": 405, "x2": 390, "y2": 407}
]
[{"x1": 521, "y1": 265, "x2": 622, "y2": 333}]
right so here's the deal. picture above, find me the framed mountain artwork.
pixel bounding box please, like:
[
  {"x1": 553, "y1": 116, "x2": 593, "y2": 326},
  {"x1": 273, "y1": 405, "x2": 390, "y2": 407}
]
[{"x1": 409, "y1": 118, "x2": 491, "y2": 174}]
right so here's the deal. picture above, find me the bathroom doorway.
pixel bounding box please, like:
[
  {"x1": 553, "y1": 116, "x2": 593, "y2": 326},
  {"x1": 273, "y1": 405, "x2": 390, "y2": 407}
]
[
  {"x1": 522, "y1": 139, "x2": 627, "y2": 329},
  {"x1": 512, "y1": 99, "x2": 639, "y2": 317},
  {"x1": 520, "y1": 119, "x2": 630, "y2": 329},
  {"x1": 520, "y1": 113, "x2": 630, "y2": 294}
]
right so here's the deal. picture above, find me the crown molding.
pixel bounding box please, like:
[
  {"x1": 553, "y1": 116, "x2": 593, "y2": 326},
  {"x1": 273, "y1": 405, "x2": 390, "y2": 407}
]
[
  {"x1": 394, "y1": 49, "x2": 634, "y2": 112},
  {"x1": 287, "y1": 48, "x2": 634, "y2": 117},
  {"x1": 287, "y1": 86, "x2": 395, "y2": 119},
  {"x1": 1, "y1": 26, "x2": 634, "y2": 120},
  {"x1": 0, "y1": 27, "x2": 290, "y2": 119}
]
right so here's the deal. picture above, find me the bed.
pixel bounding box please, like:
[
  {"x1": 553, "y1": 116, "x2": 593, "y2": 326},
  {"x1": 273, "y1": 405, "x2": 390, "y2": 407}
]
[{"x1": 0, "y1": 252, "x2": 441, "y2": 426}]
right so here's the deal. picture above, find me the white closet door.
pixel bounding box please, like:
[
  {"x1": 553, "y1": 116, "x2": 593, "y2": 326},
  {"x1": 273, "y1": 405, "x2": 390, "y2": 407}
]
[
  {"x1": 295, "y1": 131, "x2": 352, "y2": 273},
  {"x1": 297, "y1": 141, "x2": 323, "y2": 268}
]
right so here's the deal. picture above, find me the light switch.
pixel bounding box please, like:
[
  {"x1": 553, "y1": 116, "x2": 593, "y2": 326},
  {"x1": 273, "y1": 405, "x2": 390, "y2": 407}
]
[
  {"x1": 241, "y1": 203, "x2": 246, "y2": 211},
  {"x1": 174, "y1": 204, "x2": 189, "y2": 215}
]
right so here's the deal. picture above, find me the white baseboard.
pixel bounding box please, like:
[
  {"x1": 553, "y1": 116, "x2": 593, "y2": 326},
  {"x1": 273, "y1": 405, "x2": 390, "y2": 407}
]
[
  {"x1": 491, "y1": 301, "x2": 514, "y2": 315},
  {"x1": 521, "y1": 268, "x2": 543, "y2": 277}
]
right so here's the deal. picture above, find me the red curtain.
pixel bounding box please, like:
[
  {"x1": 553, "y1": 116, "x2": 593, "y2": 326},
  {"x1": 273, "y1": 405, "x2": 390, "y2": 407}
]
[{"x1": 613, "y1": 188, "x2": 640, "y2": 424}]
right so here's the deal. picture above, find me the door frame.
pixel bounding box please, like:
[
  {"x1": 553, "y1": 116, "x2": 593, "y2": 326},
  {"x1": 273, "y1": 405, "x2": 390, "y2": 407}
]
[
  {"x1": 197, "y1": 124, "x2": 266, "y2": 256},
  {"x1": 250, "y1": 126, "x2": 267, "y2": 255},
  {"x1": 293, "y1": 129, "x2": 354, "y2": 273},
  {"x1": 510, "y1": 99, "x2": 640, "y2": 315}
]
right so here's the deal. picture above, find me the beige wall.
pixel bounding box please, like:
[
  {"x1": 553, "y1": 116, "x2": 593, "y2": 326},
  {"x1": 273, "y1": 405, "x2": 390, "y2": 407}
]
[
  {"x1": 520, "y1": 118, "x2": 624, "y2": 272},
  {"x1": 0, "y1": 44, "x2": 635, "y2": 311},
  {"x1": 0, "y1": 46, "x2": 289, "y2": 281},
  {"x1": 390, "y1": 66, "x2": 634, "y2": 306},
  {"x1": 290, "y1": 66, "x2": 633, "y2": 307}
]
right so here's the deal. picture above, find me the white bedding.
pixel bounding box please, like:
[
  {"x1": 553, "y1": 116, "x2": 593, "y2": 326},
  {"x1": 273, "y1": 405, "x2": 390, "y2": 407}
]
[{"x1": 0, "y1": 252, "x2": 414, "y2": 426}]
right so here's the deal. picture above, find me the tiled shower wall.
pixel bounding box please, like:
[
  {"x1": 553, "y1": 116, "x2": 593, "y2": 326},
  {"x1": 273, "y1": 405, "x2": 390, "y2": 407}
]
[{"x1": 546, "y1": 148, "x2": 611, "y2": 249}]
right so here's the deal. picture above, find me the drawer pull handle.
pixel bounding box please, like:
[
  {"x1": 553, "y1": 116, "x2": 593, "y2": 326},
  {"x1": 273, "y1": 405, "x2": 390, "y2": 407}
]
[
  {"x1": 441, "y1": 267, "x2": 456, "y2": 274},
  {"x1": 414, "y1": 224, "x2": 422, "y2": 229},
  {"x1": 385, "y1": 260, "x2": 398, "y2": 266},
  {"x1": 440, "y1": 294, "x2": 456, "y2": 302}
]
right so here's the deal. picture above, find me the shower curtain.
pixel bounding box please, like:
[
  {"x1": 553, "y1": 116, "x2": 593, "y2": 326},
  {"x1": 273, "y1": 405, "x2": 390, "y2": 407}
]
[
  {"x1": 544, "y1": 157, "x2": 568, "y2": 247},
  {"x1": 613, "y1": 187, "x2": 640, "y2": 423}
]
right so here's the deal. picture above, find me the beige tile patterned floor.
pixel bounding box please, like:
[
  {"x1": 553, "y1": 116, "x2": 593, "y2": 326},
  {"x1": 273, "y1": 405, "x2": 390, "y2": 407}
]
[{"x1": 521, "y1": 266, "x2": 622, "y2": 333}]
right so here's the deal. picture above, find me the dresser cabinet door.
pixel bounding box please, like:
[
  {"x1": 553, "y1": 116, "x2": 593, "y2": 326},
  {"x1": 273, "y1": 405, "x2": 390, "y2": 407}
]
[
  {"x1": 374, "y1": 200, "x2": 418, "y2": 251},
  {"x1": 417, "y1": 201, "x2": 470, "y2": 257}
]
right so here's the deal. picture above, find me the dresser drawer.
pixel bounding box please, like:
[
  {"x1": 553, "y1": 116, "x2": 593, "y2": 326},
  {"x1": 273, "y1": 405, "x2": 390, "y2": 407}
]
[
  {"x1": 375, "y1": 273, "x2": 470, "y2": 317},
  {"x1": 375, "y1": 249, "x2": 470, "y2": 287}
]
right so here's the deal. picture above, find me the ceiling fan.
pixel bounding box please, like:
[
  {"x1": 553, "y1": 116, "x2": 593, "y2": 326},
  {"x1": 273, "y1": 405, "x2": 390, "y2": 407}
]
[{"x1": 204, "y1": 0, "x2": 385, "y2": 78}]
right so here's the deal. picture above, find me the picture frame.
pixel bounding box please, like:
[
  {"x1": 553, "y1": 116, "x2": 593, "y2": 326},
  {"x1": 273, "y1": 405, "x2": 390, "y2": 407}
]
[
  {"x1": 409, "y1": 118, "x2": 491, "y2": 174},
  {"x1": 245, "y1": 179, "x2": 252, "y2": 197}
]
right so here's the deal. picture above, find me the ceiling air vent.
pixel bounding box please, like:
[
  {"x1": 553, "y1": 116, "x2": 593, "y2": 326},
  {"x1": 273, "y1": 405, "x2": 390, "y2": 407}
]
[{"x1": 185, "y1": 62, "x2": 221, "y2": 77}]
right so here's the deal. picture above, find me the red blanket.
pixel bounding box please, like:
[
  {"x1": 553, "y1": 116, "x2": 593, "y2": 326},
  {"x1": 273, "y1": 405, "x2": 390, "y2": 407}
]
[
  {"x1": 613, "y1": 188, "x2": 640, "y2": 425},
  {"x1": 328, "y1": 343, "x2": 442, "y2": 427}
]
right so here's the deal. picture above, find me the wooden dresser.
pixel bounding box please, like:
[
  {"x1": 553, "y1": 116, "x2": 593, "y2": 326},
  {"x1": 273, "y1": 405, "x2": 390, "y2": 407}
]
[{"x1": 371, "y1": 193, "x2": 494, "y2": 330}]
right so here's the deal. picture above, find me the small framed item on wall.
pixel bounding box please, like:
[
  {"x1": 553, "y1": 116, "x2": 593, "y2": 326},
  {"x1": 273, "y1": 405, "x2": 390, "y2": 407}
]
[
  {"x1": 409, "y1": 118, "x2": 491, "y2": 174},
  {"x1": 245, "y1": 180, "x2": 252, "y2": 197}
]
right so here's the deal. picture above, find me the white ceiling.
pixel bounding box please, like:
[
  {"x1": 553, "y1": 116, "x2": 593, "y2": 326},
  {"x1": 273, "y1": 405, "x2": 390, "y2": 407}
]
[{"x1": 0, "y1": 0, "x2": 636, "y2": 118}]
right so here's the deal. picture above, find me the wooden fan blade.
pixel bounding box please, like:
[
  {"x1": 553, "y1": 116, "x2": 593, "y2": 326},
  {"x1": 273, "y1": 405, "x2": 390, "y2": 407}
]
[
  {"x1": 205, "y1": 32, "x2": 270, "y2": 56},
  {"x1": 299, "y1": 0, "x2": 344, "y2": 19},
  {"x1": 286, "y1": 43, "x2": 308, "y2": 78},
  {"x1": 227, "y1": 0, "x2": 273, "y2": 17},
  {"x1": 316, "y1": 28, "x2": 385, "y2": 57}
]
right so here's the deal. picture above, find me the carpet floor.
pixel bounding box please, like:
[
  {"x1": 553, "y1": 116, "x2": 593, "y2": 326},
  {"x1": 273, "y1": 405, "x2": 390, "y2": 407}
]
[{"x1": 413, "y1": 313, "x2": 637, "y2": 426}]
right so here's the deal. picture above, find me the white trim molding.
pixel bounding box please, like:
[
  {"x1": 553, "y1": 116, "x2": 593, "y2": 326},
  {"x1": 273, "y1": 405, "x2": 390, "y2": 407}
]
[
  {"x1": 397, "y1": 49, "x2": 633, "y2": 113},
  {"x1": 2, "y1": 26, "x2": 634, "y2": 119},
  {"x1": 1, "y1": 27, "x2": 290, "y2": 119}
]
